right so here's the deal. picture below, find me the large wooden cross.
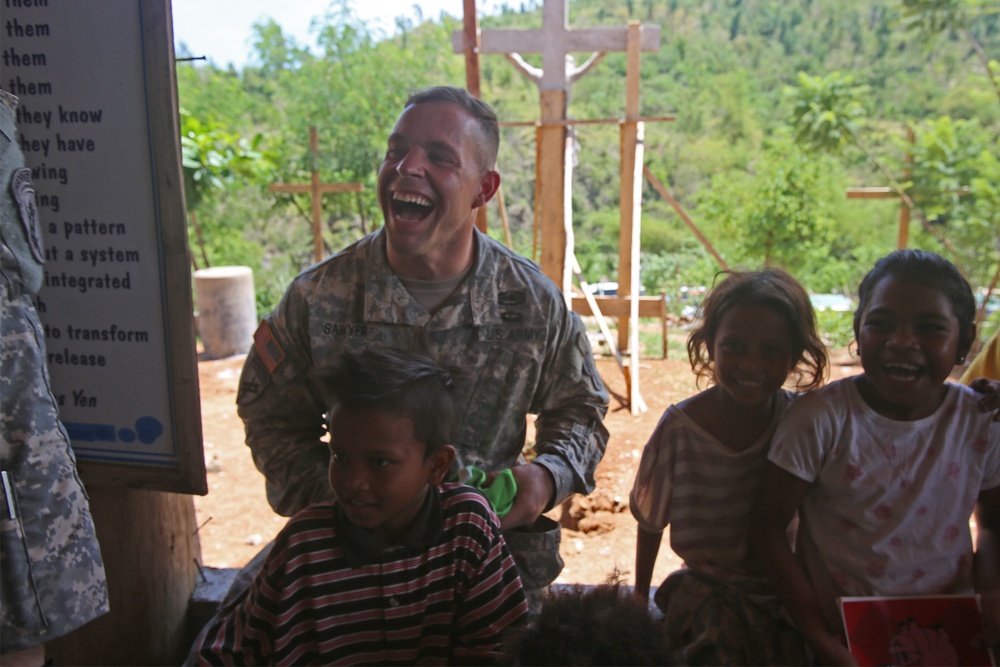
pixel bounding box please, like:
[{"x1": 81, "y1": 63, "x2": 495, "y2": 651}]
[
  {"x1": 453, "y1": 0, "x2": 660, "y2": 295},
  {"x1": 269, "y1": 127, "x2": 364, "y2": 263}
]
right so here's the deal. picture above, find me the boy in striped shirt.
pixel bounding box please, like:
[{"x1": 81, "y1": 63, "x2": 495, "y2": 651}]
[{"x1": 194, "y1": 349, "x2": 528, "y2": 665}]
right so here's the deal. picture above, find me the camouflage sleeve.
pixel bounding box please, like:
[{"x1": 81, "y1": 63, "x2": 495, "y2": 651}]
[
  {"x1": 236, "y1": 286, "x2": 335, "y2": 517},
  {"x1": 530, "y1": 308, "x2": 609, "y2": 508}
]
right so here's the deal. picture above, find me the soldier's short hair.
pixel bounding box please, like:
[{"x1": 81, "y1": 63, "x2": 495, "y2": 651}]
[{"x1": 405, "y1": 85, "x2": 500, "y2": 170}]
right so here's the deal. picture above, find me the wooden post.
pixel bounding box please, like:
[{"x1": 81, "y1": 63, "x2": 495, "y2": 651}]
[
  {"x1": 461, "y1": 0, "x2": 489, "y2": 234},
  {"x1": 268, "y1": 127, "x2": 364, "y2": 264},
  {"x1": 539, "y1": 88, "x2": 569, "y2": 293},
  {"x1": 898, "y1": 125, "x2": 914, "y2": 249},
  {"x1": 617, "y1": 22, "x2": 646, "y2": 415},
  {"x1": 308, "y1": 127, "x2": 323, "y2": 262},
  {"x1": 46, "y1": 488, "x2": 201, "y2": 665}
]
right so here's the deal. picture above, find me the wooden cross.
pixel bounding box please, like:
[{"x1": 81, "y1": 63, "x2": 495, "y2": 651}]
[
  {"x1": 846, "y1": 125, "x2": 968, "y2": 257},
  {"x1": 269, "y1": 126, "x2": 364, "y2": 263},
  {"x1": 453, "y1": 0, "x2": 660, "y2": 295},
  {"x1": 846, "y1": 126, "x2": 914, "y2": 250}
]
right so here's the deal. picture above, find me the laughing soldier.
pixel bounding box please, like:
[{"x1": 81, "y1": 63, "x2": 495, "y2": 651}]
[{"x1": 235, "y1": 86, "x2": 609, "y2": 612}]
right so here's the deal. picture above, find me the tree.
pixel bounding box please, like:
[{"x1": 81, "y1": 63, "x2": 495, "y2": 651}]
[
  {"x1": 786, "y1": 71, "x2": 965, "y2": 268},
  {"x1": 900, "y1": 0, "x2": 1000, "y2": 107},
  {"x1": 697, "y1": 139, "x2": 840, "y2": 274}
]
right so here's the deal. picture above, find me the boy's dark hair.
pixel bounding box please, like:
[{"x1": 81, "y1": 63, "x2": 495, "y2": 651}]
[
  {"x1": 502, "y1": 578, "x2": 673, "y2": 666},
  {"x1": 405, "y1": 85, "x2": 500, "y2": 169},
  {"x1": 688, "y1": 268, "x2": 828, "y2": 391},
  {"x1": 854, "y1": 249, "x2": 976, "y2": 341},
  {"x1": 322, "y1": 349, "x2": 466, "y2": 457}
]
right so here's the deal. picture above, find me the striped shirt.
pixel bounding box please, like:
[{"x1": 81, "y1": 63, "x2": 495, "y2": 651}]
[
  {"x1": 630, "y1": 391, "x2": 795, "y2": 605},
  {"x1": 196, "y1": 484, "x2": 527, "y2": 665}
]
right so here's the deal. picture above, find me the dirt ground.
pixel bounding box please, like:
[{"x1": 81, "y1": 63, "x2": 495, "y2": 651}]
[{"x1": 193, "y1": 343, "x2": 862, "y2": 586}]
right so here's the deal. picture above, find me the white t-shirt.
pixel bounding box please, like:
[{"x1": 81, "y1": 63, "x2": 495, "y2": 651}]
[{"x1": 769, "y1": 378, "x2": 1000, "y2": 626}]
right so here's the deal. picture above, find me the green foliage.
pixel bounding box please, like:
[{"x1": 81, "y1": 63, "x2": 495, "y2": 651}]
[
  {"x1": 180, "y1": 109, "x2": 273, "y2": 209},
  {"x1": 815, "y1": 310, "x2": 857, "y2": 348},
  {"x1": 787, "y1": 71, "x2": 867, "y2": 153},
  {"x1": 697, "y1": 139, "x2": 842, "y2": 273},
  {"x1": 175, "y1": 0, "x2": 1000, "y2": 317},
  {"x1": 900, "y1": 0, "x2": 981, "y2": 33},
  {"x1": 905, "y1": 118, "x2": 1000, "y2": 289}
]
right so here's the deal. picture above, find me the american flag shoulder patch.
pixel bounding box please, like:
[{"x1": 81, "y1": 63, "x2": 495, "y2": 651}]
[{"x1": 253, "y1": 320, "x2": 286, "y2": 373}]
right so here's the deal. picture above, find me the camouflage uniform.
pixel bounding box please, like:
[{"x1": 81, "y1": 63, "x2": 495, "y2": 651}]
[
  {"x1": 0, "y1": 90, "x2": 109, "y2": 652},
  {"x1": 237, "y1": 227, "x2": 609, "y2": 588}
]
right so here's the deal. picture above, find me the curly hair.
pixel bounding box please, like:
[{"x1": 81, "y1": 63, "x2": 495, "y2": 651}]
[{"x1": 687, "y1": 268, "x2": 828, "y2": 391}]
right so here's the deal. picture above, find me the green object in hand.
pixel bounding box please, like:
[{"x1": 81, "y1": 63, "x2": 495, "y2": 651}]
[{"x1": 452, "y1": 466, "x2": 518, "y2": 518}]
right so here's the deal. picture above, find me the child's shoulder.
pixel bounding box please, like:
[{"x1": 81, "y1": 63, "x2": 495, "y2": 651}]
[
  {"x1": 944, "y1": 381, "x2": 1000, "y2": 423},
  {"x1": 791, "y1": 377, "x2": 853, "y2": 408},
  {"x1": 439, "y1": 482, "x2": 498, "y2": 516}
]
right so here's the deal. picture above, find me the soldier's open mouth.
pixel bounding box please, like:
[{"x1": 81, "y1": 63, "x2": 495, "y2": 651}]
[{"x1": 392, "y1": 192, "x2": 433, "y2": 222}]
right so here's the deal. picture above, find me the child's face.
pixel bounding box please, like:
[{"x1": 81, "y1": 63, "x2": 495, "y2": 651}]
[
  {"x1": 711, "y1": 304, "x2": 796, "y2": 410},
  {"x1": 327, "y1": 406, "x2": 452, "y2": 541},
  {"x1": 855, "y1": 276, "x2": 968, "y2": 420}
]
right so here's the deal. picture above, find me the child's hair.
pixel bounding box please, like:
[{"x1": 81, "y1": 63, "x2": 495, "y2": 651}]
[
  {"x1": 854, "y1": 249, "x2": 976, "y2": 341},
  {"x1": 687, "y1": 268, "x2": 828, "y2": 391},
  {"x1": 321, "y1": 349, "x2": 466, "y2": 457},
  {"x1": 502, "y1": 576, "x2": 673, "y2": 666}
]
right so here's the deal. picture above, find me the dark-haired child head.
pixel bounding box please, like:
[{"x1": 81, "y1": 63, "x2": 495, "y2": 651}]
[
  {"x1": 321, "y1": 349, "x2": 466, "y2": 540},
  {"x1": 853, "y1": 249, "x2": 976, "y2": 347},
  {"x1": 852, "y1": 250, "x2": 976, "y2": 420},
  {"x1": 503, "y1": 578, "x2": 673, "y2": 665},
  {"x1": 687, "y1": 268, "x2": 828, "y2": 394}
]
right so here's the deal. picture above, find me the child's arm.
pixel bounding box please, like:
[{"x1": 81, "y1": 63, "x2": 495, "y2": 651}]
[
  {"x1": 974, "y1": 485, "x2": 1000, "y2": 649},
  {"x1": 628, "y1": 413, "x2": 675, "y2": 602},
  {"x1": 967, "y1": 378, "x2": 1000, "y2": 421},
  {"x1": 748, "y1": 463, "x2": 857, "y2": 666},
  {"x1": 634, "y1": 527, "x2": 663, "y2": 601}
]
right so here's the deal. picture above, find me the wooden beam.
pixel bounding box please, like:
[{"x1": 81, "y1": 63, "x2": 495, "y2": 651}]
[
  {"x1": 268, "y1": 183, "x2": 364, "y2": 195},
  {"x1": 845, "y1": 186, "x2": 897, "y2": 199},
  {"x1": 499, "y1": 115, "x2": 676, "y2": 128},
  {"x1": 461, "y1": 0, "x2": 489, "y2": 234},
  {"x1": 538, "y1": 89, "x2": 568, "y2": 291},
  {"x1": 571, "y1": 294, "x2": 666, "y2": 318},
  {"x1": 618, "y1": 22, "x2": 646, "y2": 415},
  {"x1": 462, "y1": 0, "x2": 482, "y2": 97},
  {"x1": 643, "y1": 165, "x2": 728, "y2": 269},
  {"x1": 452, "y1": 26, "x2": 662, "y2": 54}
]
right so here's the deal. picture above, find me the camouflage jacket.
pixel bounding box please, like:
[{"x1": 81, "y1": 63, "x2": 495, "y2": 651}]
[
  {"x1": 1, "y1": 91, "x2": 109, "y2": 651},
  {"x1": 237, "y1": 228, "x2": 610, "y2": 518}
]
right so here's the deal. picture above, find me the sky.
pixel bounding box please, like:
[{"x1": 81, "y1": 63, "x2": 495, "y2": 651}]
[{"x1": 171, "y1": 0, "x2": 508, "y2": 69}]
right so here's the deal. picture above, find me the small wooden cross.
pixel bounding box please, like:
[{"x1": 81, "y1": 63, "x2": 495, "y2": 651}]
[
  {"x1": 846, "y1": 126, "x2": 967, "y2": 254},
  {"x1": 269, "y1": 126, "x2": 364, "y2": 263},
  {"x1": 846, "y1": 127, "x2": 915, "y2": 250}
]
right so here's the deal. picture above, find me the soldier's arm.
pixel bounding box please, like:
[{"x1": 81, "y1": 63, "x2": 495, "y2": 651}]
[
  {"x1": 530, "y1": 310, "x2": 610, "y2": 508},
  {"x1": 236, "y1": 286, "x2": 335, "y2": 517}
]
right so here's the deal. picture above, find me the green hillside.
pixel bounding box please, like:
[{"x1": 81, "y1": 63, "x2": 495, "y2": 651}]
[{"x1": 176, "y1": 0, "x2": 999, "y2": 341}]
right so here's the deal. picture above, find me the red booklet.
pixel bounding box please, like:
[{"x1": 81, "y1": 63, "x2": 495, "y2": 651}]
[{"x1": 839, "y1": 595, "x2": 995, "y2": 666}]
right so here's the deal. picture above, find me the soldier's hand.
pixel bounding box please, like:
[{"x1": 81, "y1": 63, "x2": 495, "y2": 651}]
[{"x1": 499, "y1": 463, "x2": 554, "y2": 530}]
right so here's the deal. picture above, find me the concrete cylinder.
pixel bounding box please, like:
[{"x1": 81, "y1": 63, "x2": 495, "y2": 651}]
[{"x1": 194, "y1": 266, "x2": 257, "y2": 359}]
